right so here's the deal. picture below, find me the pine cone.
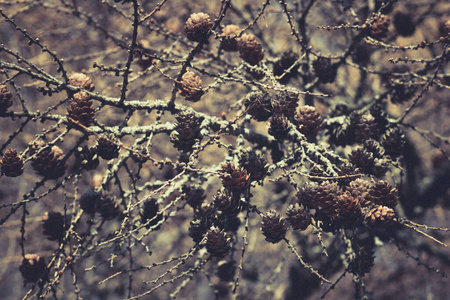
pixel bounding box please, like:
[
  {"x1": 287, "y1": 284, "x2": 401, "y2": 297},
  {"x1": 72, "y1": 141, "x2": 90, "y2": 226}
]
[
  {"x1": 295, "y1": 106, "x2": 322, "y2": 136},
  {"x1": 205, "y1": 227, "x2": 231, "y2": 257},
  {"x1": 349, "y1": 146, "x2": 374, "y2": 174},
  {"x1": 393, "y1": 12, "x2": 416, "y2": 37},
  {"x1": 260, "y1": 210, "x2": 288, "y2": 243},
  {"x1": 97, "y1": 135, "x2": 120, "y2": 160},
  {"x1": 19, "y1": 254, "x2": 47, "y2": 284},
  {"x1": 0, "y1": 84, "x2": 13, "y2": 113},
  {"x1": 354, "y1": 113, "x2": 380, "y2": 142},
  {"x1": 79, "y1": 190, "x2": 101, "y2": 214},
  {"x1": 273, "y1": 51, "x2": 299, "y2": 84},
  {"x1": 97, "y1": 194, "x2": 121, "y2": 220},
  {"x1": 347, "y1": 178, "x2": 372, "y2": 208},
  {"x1": 69, "y1": 73, "x2": 95, "y2": 92},
  {"x1": 300, "y1": 181, "x2": 341, "y2": 212},
  {"x1": 74, "y1": 146, "x2": 99, "y2": 171},
  {"x1": 367, "y1": 181, "x2": 398, "y2": 208},
  {"x1": 371, "y1": 158, "x2": 390, "y2": 178},
  {"x1": 365, "y1": 205, "x2": 396, "y2": 229},
  {"x1": 370, "y1": 15, "x2": 390, "y2": 39},
  {"x1": 185, "y1": 12, "x2": 213, "y2": 42},
  {"x1": 382, "y1": 127, "x2": 405, "y2": 158},
  {"x1": 286, "y1": 203, "x2": 311, "y2": 231},
  {"x1": 67, "y1": 91, "x2": 95, "y2": 127},
  {"x1": 237, "y1": 33, "x2": 264, "y2": 65},
  {"x1": 42, "y1": 211, "x2": 66, "y2": 241},
  {"x1": 312, "y1": 57, "x2": 337, "y2": 83},
  {"x1": 182, "y1": 185, "x2": 207, "y2": 209},
  {"x1": 170, "y1": 111, "x2": 203, "y2": 153},
  {"x1": 31, "y1": 143, "x2": 67, "y2": 179},
  {"x1": 390, "y1": 84, "x2": 416, "y2": 105},
  {"x1": 314, "y1": 212, "x2": 339, "y2": 233},
  {"x1": 272, "y1": 91, "x2": 298, "y2": 118},
  {"x1": 336, "y1": 162, "x2": 359, "y2": 186},
  {"x1": 220, "y1": 162, "x2": 251, "y2": 192},
  {"x1": 348, "y1": 237, "x2": 375, "y2": 276},
  {"x1": 270, "y1": 114, "x2": 291, "y2": 140},
  {"x1": 1, "y1": 148, "x2": 24, "y2": 177},
  {"x1": 363, "y1": 139, "x2": 385, "y2": 159},
  {"x1": 179, "y1": 71, "x2": 204, "y2": 102},
  {"x1": 189, "y1": 204, "x2": 215, "y2": 244},
  {"x1": 239, "y1": 149, "x2": 268, "y2": 182},
  {"x1": 335, "y1": 191, "x2": 362, "y2": 227},
  {"x1": 213, "y1": 189, "x2": 240, "y2": 216},
  {"x1": 141, "y1": 199, "x2": 163, "y2": 229},
  {"x1": 244, "y1": 91, "x2": 273, "y2": 121},
  {"x1": 220, "y1": 24, "x2": 240, "y2": 52}
]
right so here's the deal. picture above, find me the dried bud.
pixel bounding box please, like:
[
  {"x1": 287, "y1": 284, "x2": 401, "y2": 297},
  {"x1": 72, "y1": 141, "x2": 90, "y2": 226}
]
[
  {"x1": 185, "y1": 12, "x2": 213, "y2": 42},
  {"x1": 179, "y1": 71, "x2": 204, "y2": 102},
  {"x1": 260, "y1": 210, "x2": 288, "y2": 243},
  {"x1": 1, "y1": 148, "x2": 24, "y2": 177}
]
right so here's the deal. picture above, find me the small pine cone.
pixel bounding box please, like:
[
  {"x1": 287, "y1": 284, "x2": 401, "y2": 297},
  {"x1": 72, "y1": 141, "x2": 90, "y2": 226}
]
[
  {"x1": 272, "y1": 91, "x2": 298, "y2": 118},
  {"x1": 170, "y1": 111, "x2": 203, "y2": 153},
  {"x1": 217, "y1": 261, "x2": 236, "y2": 281},
  {"x1": 220, "y1": 162, "x2": 251, "y2": 192},
  {"x1": 182, "y1": 185, "x2": 207, "y2": 209},
  {"x1": 367, "y1": 181, "x2": 398, "y2": 208},
  {"x1": 269, "y1": 114, "x2": 290, "y2": 139},
  {"x1": 314, "y1": 212, "x2": 339, "y2": 233},
  {"x1": 315, "y1": 181, "x2": 342, "y2": 213},
  {"x1": 260, "y1": 210, "x2": 288, "y2": 243},
  {"x1": 348, "y1": 238, "x2": 375, "y2": 276},
  {"x1": 97, "y1": 194, "x2": 121, "y2": 220},
  {"x1": 295, "y1": 106, "x2": 322, "y2": 136},
  {"x1": 97, "y1": 135, "x2": 120, "y2": 160},
  {"x1": 299, "y1": 182, "x2": 321, "y2": 209},
  {"x1": 74, "y1": 146, "x2": 99, "y2": 171},
  {"x1": 363, "y1": 139, "x2": 385, "y2": 159},
  {"x1": 1, "y1": 148, "x2": 24, "y2": 177},
  {"x1": 354, "y1": 113, "x2": 379, "y2": 142},
  {"x1": 185, "y1": 12, "x2": 213, "y2": 42},
  {"x1": 79, "y1": 190, "x2": 101, "y2": 214},
  {"x1": 439, "y1": 16, "x2": 450, "y2": 37},
  {"x1": 213, "y1": 189, "x2": 240, "y2": 216},
  {"x1": 371, "y1": 158, "x2": 390, "y2": 178},
  {"x1": 0, "y1": 85, "x2": 13, "y2": 113},
  {"x1": 273, "y1": 51, "x2": 299, "y2": 84},
  {"x1": 67, "y1": 92, "x2": 95, "y2": 127},
  {"x1": 141, "y1": 199, "x2": 163, "y2": 229},
  {"x1": 206, "y1": 227, "x2": 231, "y2": 257},
  {"x1": 335, "y1": 192, "x2": 362, "y2": 227},
  {"x1": 220, "y1": 24, "x2": 240, "y2": 52},
  {"x1": 349, "y1": 146, "x2": 374, "y2": 174},
  {"x1": 365, "y1": 205, "x2": 396, "y2": 229},
  {"x1": 244, "y1": 91, "x2": 273, "y2": 121},
  {"x1": 312, "y1": 57, "x2": 337, "y2": 83},
  {"x1": 286, "y1": 203, "x2": 311, "y2": 231},
  {"x1": 179, "y1": 71, "x2": 204, "y2": 102},
  {"x1": 239, "y1": 149, "x2": 268, "y2": 182},
  {"x1": 189, "y1": 219, "x2": 208, "y2": 244},
  {"x1": 189, "y1": 204, "x2": 215, "y2": 244},
  {"x1": 42, "y1": 212, "x2": 66, "y2": 241},
  {"x1": 69, "y1": 73, "x2": 95, "y2": 92},
  {"x1": 393, "y1": 12, "x2": 416, "y2": 37},
  {"x1": 348, "y1": 178, "x2": 372, "y2": 208},
  {"x1": 19, "y1": 254, "x2": 47, "y2": 284},
  {"x1": 336, "y1": 162, "x2": 359, "y2": 186},
  {"x1": 237, "y1": 33, "x2": 264, "y2": 65},
  {"x1": 31, "y1": 143, "x2": 67, "y2": 179},
  {"x1": 370, "y1": 15, "x2": 390, "y2": 40},
  {"x1": 390, "y1": 84, "x2": 416, "y2": 105},
  {"x1": 382, "y1": 127, "x2": 405, "y2": 158}
]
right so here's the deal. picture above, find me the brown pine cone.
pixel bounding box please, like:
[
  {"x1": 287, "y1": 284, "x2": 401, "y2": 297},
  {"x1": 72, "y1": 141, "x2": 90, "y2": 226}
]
[
  {"x1": 348, "y1": 238, "x2": 375, "y2": 276},
  {"x1": 354, "y1": 113, "x2": 379, "y2": 142},
  {"x1": 239, "y1": 149, "x2": 268, "y2": 182},
  {"x1": 67, "y1": 91, "x2": 95, "y2": 127},
  {"x1": 97, "y1": 194, "x2": 121, "y2": 220},
  {"x1": 269, "y1": 114, "x2": 290, "y2": 139},
  {"x1": 365, "y1": 205, "x2": 396, "y2": 229},
  {"x1": 182, "y1": 185, "x2": 207, "y2": 209},
  {"x1": 1, "y1": 148, "x2": 24, "y2": 177},
  {"x1": 295, "y1": 106, "x2": 322, "y2": 136},
  {"x1": 286, "y1": 203, "x2": 311, "y2": 231},
  {"x1": 273, "y1": 51, "x2": 299, "y2": 84},
  {"x1": 0, "y1": 84, "x2": 13, "y2": 113},
  {"x1": 260, "y1": 210, "x2": 288, "y2": 243},
  {"x1": 170, "y1": 111, "x2": 203, "y2": 153},
  {"x1": 74, "y1": 146, "x2": 99, "y2": 171},
  {"x1": 367, "y1": 181, "x2": 398, "y2": 208},
  {"x1": 69, "y1": 73, "x2": 95, "y2": 92},
  {"x1": 363, "y1": 139, "x2": 385, "y2": 159},
  {"x1": 370, "y1": 15, "x2": 390, "y2": 39},
  {"x1": 220, "y1": 162, "x2": 251, "y2": 192},
  {"x1": 220, "y1": 24, "x2": 240, "y2": 52},
  {"x1": 97, "y1": 134, "x2": 120, "y2": 160},
  {"x1": 312, "y1": 57, "x2": 337, "y2": 83},
  {"x1": 179, "y1": 71, "x2": 204, "y2": 102},
  {"x1": 382, "y1": 127, "x2": 405, "y2": 159},
  {"x1": 19, "y1": 254, "x2": 47, "y2": 284},
  {"x1": 141, "y1": 199, "x2": 163, "y2": 229},
  {"x1": 185, "y1": 13, "x2": 213, "y2": 42},
  {"x1": 189, "y1": 204, "x2": 215, "y2": 244},
  {"x1": 31, "y1": 143, "x2": 67, "y2": 179},
  {"x1": 300, "y1": 181, "x2": 341, "y2": 212},
  {"x1": 371, "y1": 158, "x2": 390, "y2": 178},
  {"x1": 237, "y1": 33, "x2": 264, "y2": 65},
  {"x1": 244, "y1": 91, "x2": 273, "y2": 122},
  {"x1": 213, "y1": 189, "x2": 240, "y2": 216},
  {"x1": 79, "y1": 190, "x2": 101, "y2": 214},
  {"x1": 205, "y1": 227, "x2": 231, "y2": 257},
  {"x1": 349, "y1": 146, "x2": 374, "y2": 174},
  {"x1": 272, "y1": 92, "x2": 299, "y2": 118},
  {"x1": 335, "y1": 191, "x2": 362, "y2": 227},
  {"x1": 42, "y1": 211, "x2": 66, "y2": 241},
  {"x1": 347, "y1": 178, "x2": 372, "y2": 208}
]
